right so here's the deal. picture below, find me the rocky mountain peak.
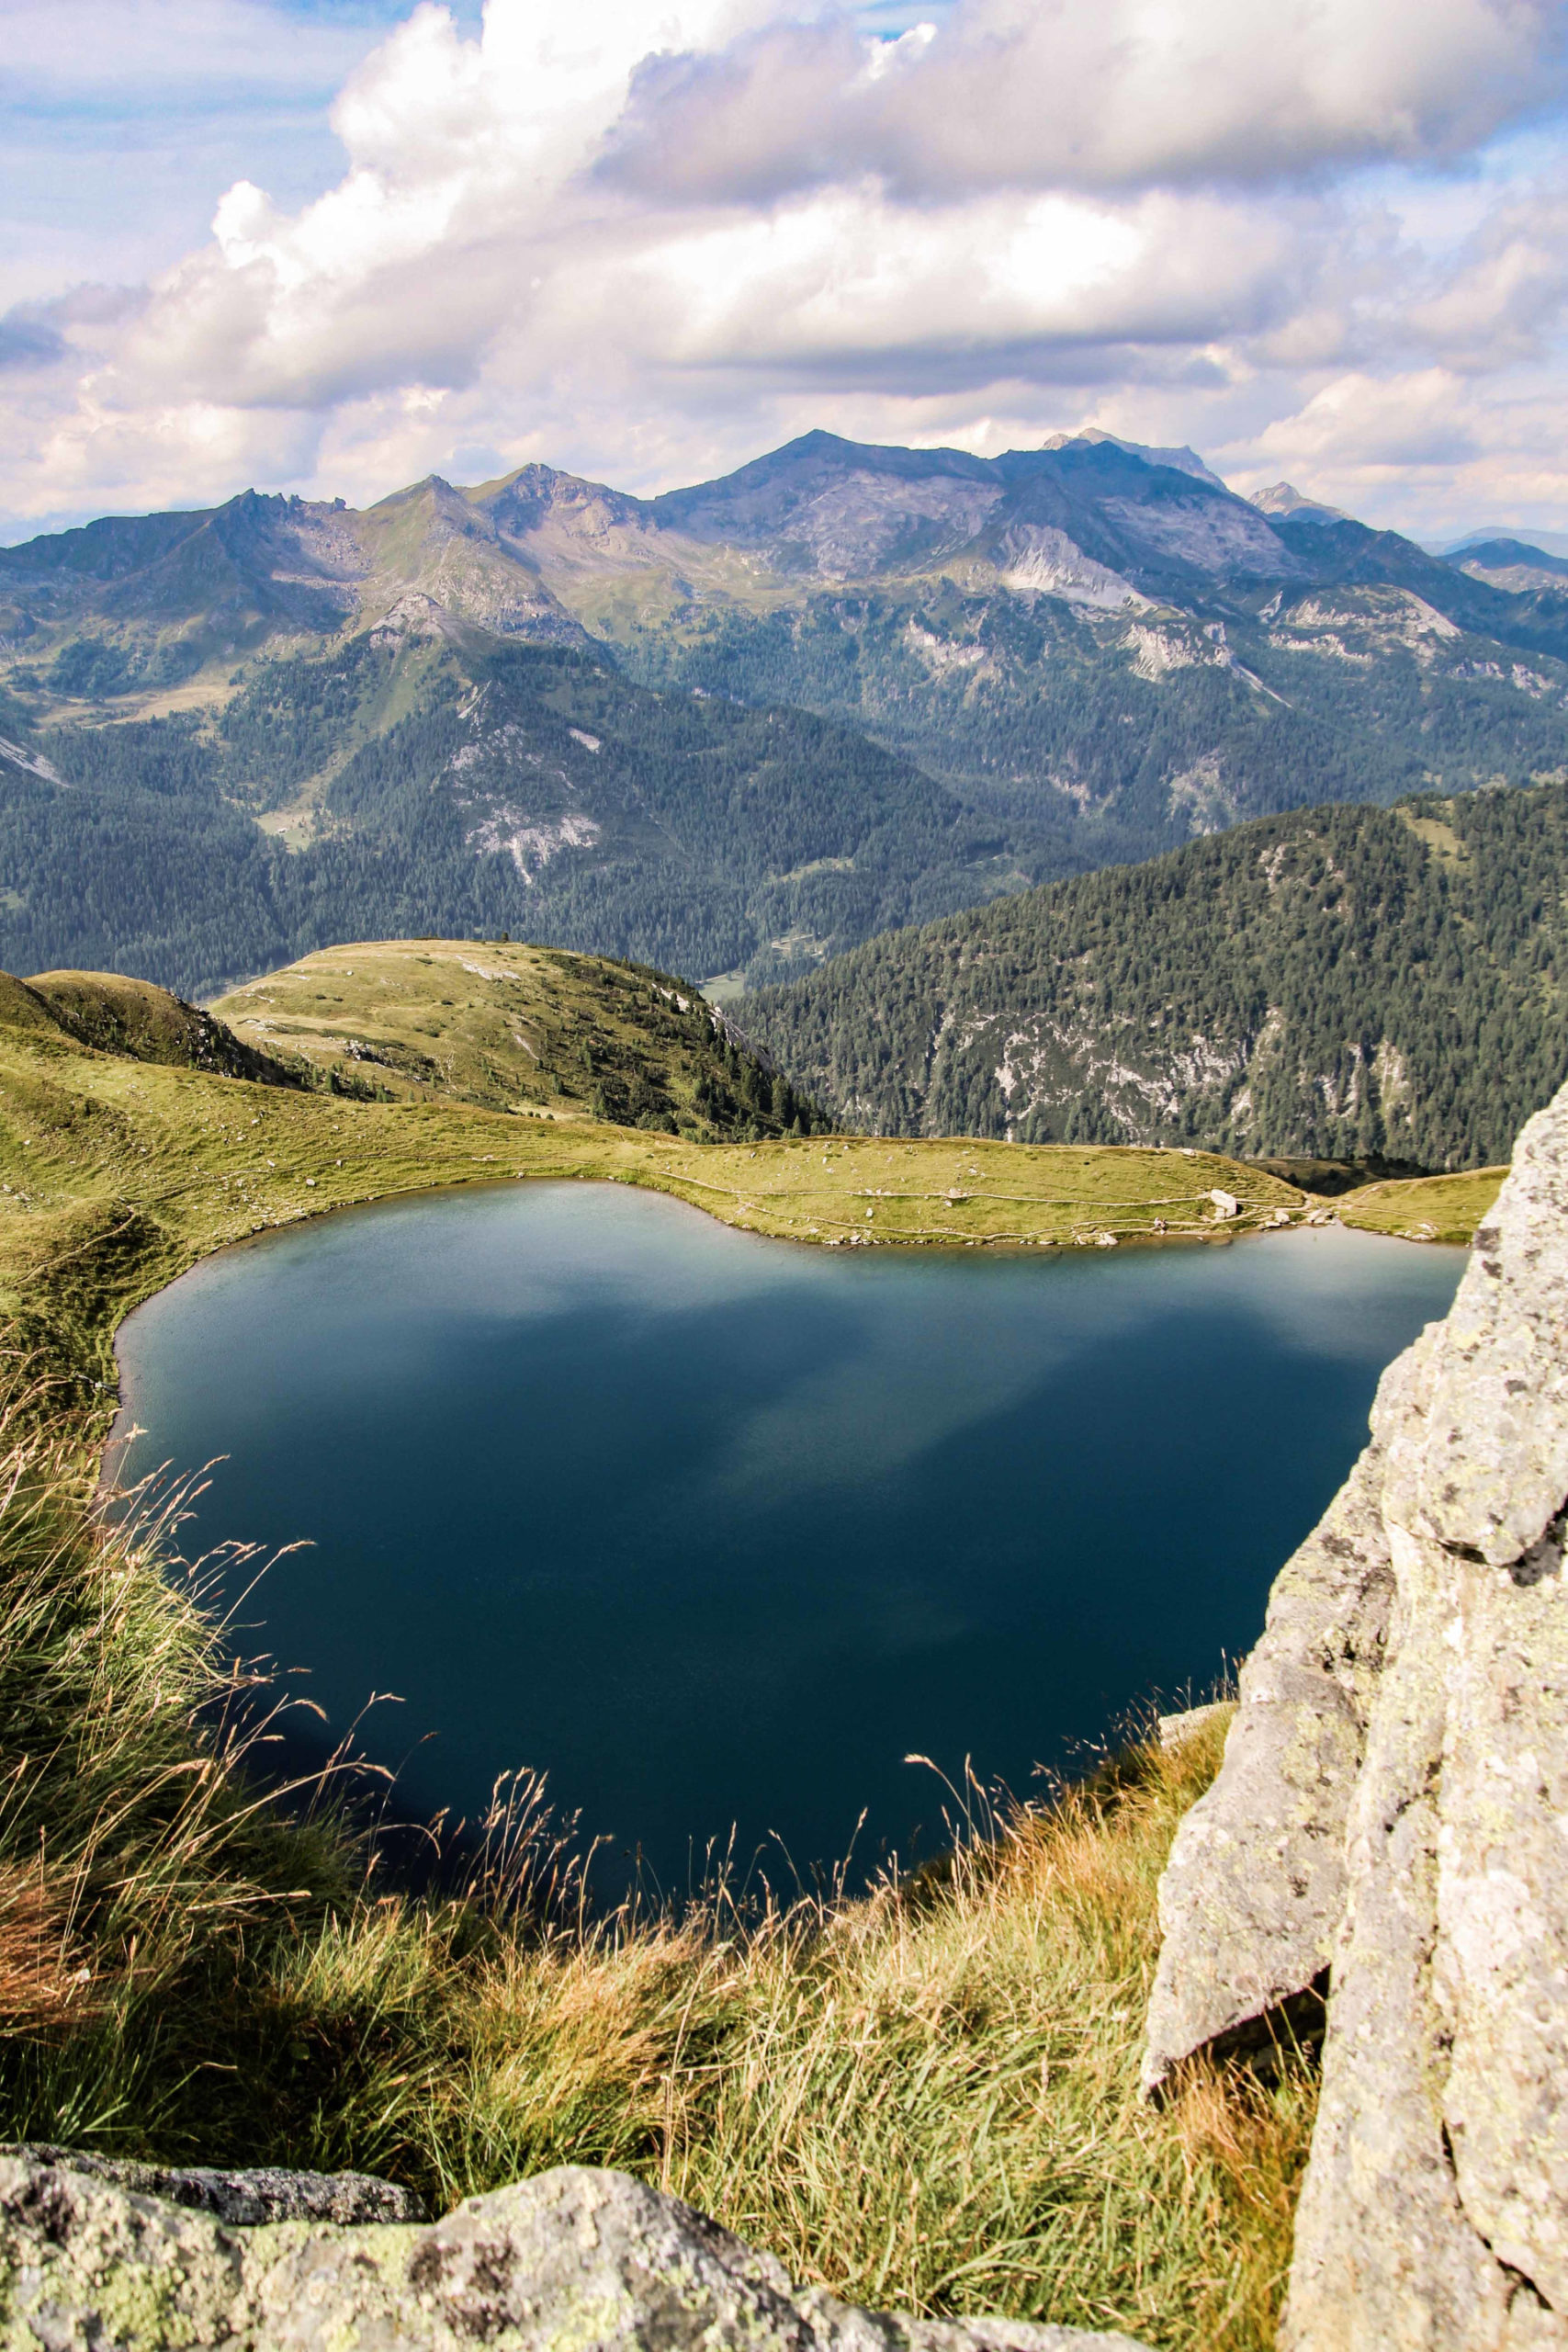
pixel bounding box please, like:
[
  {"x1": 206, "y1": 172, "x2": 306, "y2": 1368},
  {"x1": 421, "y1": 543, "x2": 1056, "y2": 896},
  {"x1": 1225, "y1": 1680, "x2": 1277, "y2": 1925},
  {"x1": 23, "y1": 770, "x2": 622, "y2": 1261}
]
[
  {"x1": 1248, "y1": 481, "x2": 1346, "y2": 523},
  {"x1": 1040, "y1": 428, "x2": 1227, "y2": 489}
]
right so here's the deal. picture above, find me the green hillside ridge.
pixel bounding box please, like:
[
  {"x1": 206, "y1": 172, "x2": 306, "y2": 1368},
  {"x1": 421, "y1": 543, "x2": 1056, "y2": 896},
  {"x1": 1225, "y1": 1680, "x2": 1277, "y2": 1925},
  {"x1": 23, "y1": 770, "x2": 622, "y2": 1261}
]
[
  {"x1": 1338, "y1": 1166, "x2": 1508, "y2": 1246},
  {"x1": 738, "y1": 780, "x2": 1568, "y2": 1170},
  {"x1": 29, "y1": 969, "x2": 299, "y2": 1088},
  {"x1": 212, "y1": 937, "x2": 825, "y2": 1139}
]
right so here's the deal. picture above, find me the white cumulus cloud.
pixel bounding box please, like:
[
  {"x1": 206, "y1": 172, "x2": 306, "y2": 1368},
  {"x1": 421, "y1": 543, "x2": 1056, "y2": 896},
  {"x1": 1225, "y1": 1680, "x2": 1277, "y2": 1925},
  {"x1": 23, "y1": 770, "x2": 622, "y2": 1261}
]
[
  {"x1": 2, "y1": 0, "x2": 1568, "y2": 541},
  {"x1": 604, "y1": 0, "x2": 1567, "y2": 201}
]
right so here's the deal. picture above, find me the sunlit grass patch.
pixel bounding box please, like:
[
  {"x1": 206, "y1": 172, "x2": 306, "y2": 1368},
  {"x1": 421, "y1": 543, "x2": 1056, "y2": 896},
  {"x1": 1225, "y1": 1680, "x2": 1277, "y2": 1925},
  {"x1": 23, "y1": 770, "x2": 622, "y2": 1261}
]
[{"x1": 1338, "y1": 1165, "x2": 1506, "y2": 1245}]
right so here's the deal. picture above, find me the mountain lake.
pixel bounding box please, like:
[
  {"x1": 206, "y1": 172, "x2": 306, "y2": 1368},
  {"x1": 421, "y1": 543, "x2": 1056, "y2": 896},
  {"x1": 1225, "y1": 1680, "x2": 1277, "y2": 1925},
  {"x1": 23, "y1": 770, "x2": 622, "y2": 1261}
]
[{"x1": 111, "y1": 1181, "x2": 1462, "y2": 1894}]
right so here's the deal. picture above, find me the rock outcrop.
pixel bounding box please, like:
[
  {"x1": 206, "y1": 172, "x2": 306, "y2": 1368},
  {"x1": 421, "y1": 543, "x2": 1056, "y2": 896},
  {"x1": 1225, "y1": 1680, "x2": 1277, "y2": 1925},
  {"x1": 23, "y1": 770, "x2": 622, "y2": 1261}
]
[
  {"x1": 0, "y1": 2143, "x2": 424, "y2": 2226},
  {"x1": 0, "y1": 2150, "x2": 1149, "y2": 2352},
  {"x1": 1142, "y1": 1081, "x2": 1568, "y2": 2349}
]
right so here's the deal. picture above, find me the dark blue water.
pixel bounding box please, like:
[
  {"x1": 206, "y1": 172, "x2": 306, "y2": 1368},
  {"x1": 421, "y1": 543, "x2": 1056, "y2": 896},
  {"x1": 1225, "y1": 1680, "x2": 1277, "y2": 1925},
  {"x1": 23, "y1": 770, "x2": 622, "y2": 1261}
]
[{"x1": 112, "y1": 1183, "x2": 1461, "y2": 1891}]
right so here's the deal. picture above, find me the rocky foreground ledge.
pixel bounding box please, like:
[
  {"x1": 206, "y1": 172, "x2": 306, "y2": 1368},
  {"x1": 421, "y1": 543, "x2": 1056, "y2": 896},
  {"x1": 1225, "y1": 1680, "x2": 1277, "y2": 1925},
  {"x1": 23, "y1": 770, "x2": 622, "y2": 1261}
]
[
  {"x1": 0, "y1": 2150, "x2": 1146, "y2": 2352},
  {"x1": 1144, "y1": 1080, "x2": 1568, "y2": 2349}
]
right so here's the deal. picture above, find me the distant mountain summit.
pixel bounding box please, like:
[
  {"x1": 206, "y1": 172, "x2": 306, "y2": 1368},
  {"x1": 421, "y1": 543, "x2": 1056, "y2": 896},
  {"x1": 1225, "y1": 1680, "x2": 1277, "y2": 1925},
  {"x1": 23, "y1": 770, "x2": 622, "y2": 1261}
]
[
  {"x1": 6, "y1": 426, "x2": 1548, "y2": 684},
  {"x1": 1443, "y1": 525, "x2": 1568, "y2": 560},
  {"x1": 1444, "y1": 537, "x2": 1568, "y2": 595},
  {"x1": 3, "y1": 428, "x2": 1568, "y2": 1001},
  {"x1": 1247, "y1": 481, "x2": 1347, "y2": 524},
  {"x1": 1040, "y1": 427, "x2": 1227, "y2": 489},
  {"x1": 0, "y1": 474, "x2": 587, "y2": 692}
]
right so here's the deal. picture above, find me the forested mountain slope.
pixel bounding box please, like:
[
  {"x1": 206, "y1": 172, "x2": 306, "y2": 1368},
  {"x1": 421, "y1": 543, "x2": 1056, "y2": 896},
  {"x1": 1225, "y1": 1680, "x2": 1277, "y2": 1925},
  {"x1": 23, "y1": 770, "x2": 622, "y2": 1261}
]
[
  {"x1": 0, "y1": 633, "x2": 1022, "y2": 999},
  {"x1": 607, "y1": 433, "x2": 1568, "y2": 866},
  {"x1": 738, "y1": 781, "x2": 1568, "y2": 1170},
  {"x1": 3, "y1": 433, "x2": 1568, "y2": 999}
]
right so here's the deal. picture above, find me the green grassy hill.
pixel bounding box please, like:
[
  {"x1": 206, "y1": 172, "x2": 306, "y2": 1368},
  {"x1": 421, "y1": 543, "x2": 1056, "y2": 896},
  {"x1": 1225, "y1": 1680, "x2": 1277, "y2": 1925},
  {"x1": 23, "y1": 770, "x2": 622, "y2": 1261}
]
[
  {"x1": 1338, "y1": 1167, "x2": 1508, "y2": 1245},
  {"x1": 212, "y1": 937, "x2": 823, "y2": 1139},
  {"x1": 28, "y1": 969, "x2": 299, "y2": 1086},
  {"x1": 739, "y1": 782, "x2": 1568, "y2": 1170}
]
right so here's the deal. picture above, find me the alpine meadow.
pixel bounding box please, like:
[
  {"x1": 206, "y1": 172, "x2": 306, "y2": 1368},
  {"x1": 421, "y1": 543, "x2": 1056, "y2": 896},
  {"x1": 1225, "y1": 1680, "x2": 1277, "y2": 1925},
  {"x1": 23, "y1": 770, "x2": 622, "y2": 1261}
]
[{"x1": 7, "y1": 3, "x2": 1568, "y2": 2346}]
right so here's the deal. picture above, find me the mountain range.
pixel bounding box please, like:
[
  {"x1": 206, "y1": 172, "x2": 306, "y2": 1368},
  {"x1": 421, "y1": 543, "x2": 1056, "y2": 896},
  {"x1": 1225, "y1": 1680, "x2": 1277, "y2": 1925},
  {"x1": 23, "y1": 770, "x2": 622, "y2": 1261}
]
[{"x1": 3, "y1": 429, "x2": 1567, "y2": 1000}]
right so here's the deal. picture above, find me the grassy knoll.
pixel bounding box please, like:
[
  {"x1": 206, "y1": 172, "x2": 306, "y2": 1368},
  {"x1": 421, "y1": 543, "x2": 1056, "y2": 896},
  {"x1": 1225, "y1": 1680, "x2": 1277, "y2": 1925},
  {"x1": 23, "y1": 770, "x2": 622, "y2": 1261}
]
[
  {"x1": 209, "y1": 938, "x2": 821, "y2": 1137},
  {"x1": 0, "y1": 1408, "x2": 1313, "y2": 2348},
  {"x1": 1337, "y1": 1166, "x2": 1508, "y2": 1245}
]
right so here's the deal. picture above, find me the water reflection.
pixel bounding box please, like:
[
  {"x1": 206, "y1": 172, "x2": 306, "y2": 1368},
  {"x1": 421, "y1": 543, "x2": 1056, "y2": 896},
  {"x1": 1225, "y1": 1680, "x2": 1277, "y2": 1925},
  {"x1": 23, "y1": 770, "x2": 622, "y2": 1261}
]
[{"x1": 114, "y1": 1183, "x2": 1462, "y2": 1890}]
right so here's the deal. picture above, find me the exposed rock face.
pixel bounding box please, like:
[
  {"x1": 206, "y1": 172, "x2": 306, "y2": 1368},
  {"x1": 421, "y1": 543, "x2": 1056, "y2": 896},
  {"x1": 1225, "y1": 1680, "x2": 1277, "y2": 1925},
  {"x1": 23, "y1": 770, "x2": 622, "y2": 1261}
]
[
  {"x1": 0, "y1": 2151, "x2": 1149, "y2": 2352},
  {"x1": 1155, "y1": 1701, "x2": 1231, "y2": 1753},
  {"x1": 1141, "y1": 1381, "x2": 1403, "y2": 2087},
  {"x1": 1142, "y1": 1081, "x2": 1568, "y2": 2348}
]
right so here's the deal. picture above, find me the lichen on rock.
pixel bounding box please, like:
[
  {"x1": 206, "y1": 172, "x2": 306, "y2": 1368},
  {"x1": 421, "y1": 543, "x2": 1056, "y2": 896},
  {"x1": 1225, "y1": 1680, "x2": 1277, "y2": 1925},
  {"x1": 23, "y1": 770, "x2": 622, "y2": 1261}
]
[
  {"x1": 1140, "y1": 1395, "x2": 1401, "y2": 2093},
  {"x1": 0, "y1": 2152, "x2": 1149, "y2": 2352},
  {"x1": 1141, "y1": 1080, "x2": 1568, "y2": 2349},
  {"x1": 0, "y1": 2143, "x2": 425, "y2": 2227}
]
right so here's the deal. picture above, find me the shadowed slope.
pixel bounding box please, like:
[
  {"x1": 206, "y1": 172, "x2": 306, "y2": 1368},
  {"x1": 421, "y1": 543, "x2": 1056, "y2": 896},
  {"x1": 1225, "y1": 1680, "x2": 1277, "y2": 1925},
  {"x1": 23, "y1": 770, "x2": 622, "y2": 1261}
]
[{"x1": 30, "y1": 971, "x2": 299, "y2": 1087}]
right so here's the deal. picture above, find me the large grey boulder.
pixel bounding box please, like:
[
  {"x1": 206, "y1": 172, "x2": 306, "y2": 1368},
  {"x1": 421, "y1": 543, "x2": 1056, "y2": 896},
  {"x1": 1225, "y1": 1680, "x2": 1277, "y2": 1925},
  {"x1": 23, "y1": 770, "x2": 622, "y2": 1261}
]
[
  {"x1": 0, "y1": 2149, "x2": 1149, "y2": 2352},
  {"x1": 1141, "y1": 1084, "x2": 1568, "y2": 2349}
]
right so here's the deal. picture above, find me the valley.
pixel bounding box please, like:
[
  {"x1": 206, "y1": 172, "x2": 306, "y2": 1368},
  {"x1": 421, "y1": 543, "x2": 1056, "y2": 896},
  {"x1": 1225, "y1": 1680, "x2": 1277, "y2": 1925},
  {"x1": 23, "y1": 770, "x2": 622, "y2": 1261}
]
[
  {"x1": 0, "y1": 638, "x2": 1021, "y2": 1001},
  {"x1": 0, "y1": 941, "x2": 1495, "y2": 1421}
]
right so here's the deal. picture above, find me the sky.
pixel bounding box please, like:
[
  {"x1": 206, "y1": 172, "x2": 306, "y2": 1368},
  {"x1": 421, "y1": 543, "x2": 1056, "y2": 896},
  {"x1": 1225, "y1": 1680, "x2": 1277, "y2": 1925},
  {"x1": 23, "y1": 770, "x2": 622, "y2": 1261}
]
[{"x1": 4, "y1": 0, "x2": 1568, "y2": 545}]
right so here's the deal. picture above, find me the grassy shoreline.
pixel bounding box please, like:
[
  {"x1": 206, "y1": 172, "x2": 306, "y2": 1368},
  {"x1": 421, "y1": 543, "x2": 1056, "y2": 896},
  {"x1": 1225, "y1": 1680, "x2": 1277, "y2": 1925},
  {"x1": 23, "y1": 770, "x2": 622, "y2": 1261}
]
[
  {"x1": 2, "y1": 939, "x2": 1505, "y2": 1439},
  {"x1": 0, "y1": 951, "x2": 1339, "y2": 1434},
  {"x1": 1337, "y1": 1165, "x2": 1509, "y2": 1245}
]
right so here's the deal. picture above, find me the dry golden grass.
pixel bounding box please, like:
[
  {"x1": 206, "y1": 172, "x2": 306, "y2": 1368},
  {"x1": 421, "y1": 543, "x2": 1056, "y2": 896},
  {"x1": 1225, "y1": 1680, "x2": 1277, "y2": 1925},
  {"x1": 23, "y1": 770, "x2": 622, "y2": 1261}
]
[
  {"x1": 648, "y1": 1743, "x2": 1313, "y2": 2349},
  {"x1": 0, "y1": 1865, "x2": 99, "y2": 2035}
]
